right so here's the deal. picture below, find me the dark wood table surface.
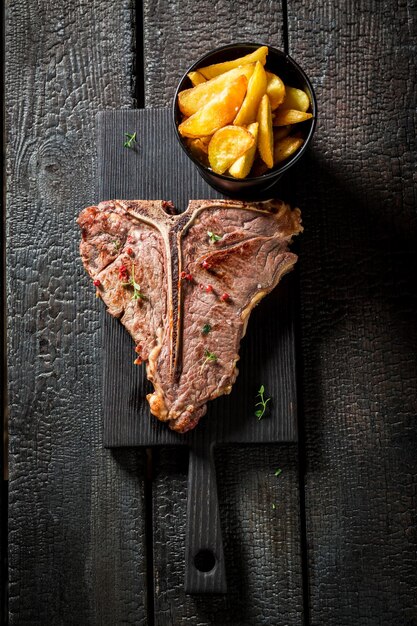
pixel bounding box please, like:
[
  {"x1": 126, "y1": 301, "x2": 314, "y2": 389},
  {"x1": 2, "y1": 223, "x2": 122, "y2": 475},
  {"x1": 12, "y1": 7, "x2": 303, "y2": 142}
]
[{"x1": 4, "y1": 1, "x2": 417, "y2": 624}]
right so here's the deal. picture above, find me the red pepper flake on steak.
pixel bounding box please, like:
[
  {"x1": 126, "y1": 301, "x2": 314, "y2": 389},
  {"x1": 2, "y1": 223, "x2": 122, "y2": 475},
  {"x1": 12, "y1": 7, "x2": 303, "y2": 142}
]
[
  {"x1": 77, "y1": 199, "x2": 302, "y2": 433},
  {"x1": 118, "y1": 264, "x2": 129, "y2": 281}
]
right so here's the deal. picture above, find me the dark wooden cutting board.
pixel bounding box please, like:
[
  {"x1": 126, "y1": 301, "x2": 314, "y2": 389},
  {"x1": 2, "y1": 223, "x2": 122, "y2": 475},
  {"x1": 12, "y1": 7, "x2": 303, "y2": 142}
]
[{"x1": 97, "y1": 109, "x2": 298, "y2": 593}]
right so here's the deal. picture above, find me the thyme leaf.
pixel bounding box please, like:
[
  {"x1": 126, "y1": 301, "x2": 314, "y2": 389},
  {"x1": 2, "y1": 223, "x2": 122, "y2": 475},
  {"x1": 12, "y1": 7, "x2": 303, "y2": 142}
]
[
  {"x1": 124, "y1": 131, "x2": 137, "y2": 149},
  {"x1": 207, "y1": 230, "x2": 222, "y2": 244},
  {"x1": 200, "y1": 349, "x2": 218, "y2": 372},
  {"x1": 204, "y1": 349, "x2": 218, "y2": 362},
  {"x1": 122, "y1": 265, "x2": 146, "y2": 301},
  {"x1": 255, "y1": 385, "x2": 271, "y2": 420}
]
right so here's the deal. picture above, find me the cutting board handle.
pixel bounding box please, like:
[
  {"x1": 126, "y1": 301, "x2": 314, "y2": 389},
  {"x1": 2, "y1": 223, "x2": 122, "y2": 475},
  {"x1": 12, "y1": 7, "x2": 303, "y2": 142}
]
[{"x1": 184, "y1": 438, "x2": 226, "y2": 593}]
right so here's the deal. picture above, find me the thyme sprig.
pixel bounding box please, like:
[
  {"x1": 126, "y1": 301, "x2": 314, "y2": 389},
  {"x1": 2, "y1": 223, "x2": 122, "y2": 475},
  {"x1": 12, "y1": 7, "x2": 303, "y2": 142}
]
[
  {"x1": 200, "y1": 349, "x2": 218, "y2": 372},
  {"x1": 123, "y1": 131, "x2": 137, "y2": 149},
  {"x1": 207, "y1": 230, "x2": 222, "y2": 244},
  {"x1": 255, "y1": 385, "x2": 271, "y2": 420},
  {"x1": 122, "y1": 265, "x2": 146, "y2": 301}
]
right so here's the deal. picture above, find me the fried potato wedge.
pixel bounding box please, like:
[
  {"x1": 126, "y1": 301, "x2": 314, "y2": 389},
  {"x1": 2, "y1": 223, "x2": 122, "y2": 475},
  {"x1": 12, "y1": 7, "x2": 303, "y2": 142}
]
[
  {"x1": 186, "y1": 136, "x2": 210, "y2": 155},
  {"x1": 228, "y1": 122, "x2": 259, "y2": 179},
  {"x1": 250, "y1": 156, "x2": 269, "y2": 177},
  {"x1": 280, "y1": 86, "x2": 310, "y2": 112},
  {"x1": 185, "y1": 138, "x2": 210, "y2": 166},
  {"x1": 208, "y1": 126, "x2": 255, "y2": 174},
  {"x1": 187, "y1": 71, "x2": 207, "y2": 87},
  {"x1": 178, "y1": 75, "x2": 248, "y2": 138},
  {"x1": 273, "y1": 109, "x2": 313, "y2": 126},
  {"x1": 198, "y1": 46, "x2": 268, "y2": 80},
  {"x1": 257, "y1": 94, "x2": 274, "y2": 168},
  {"x1": 178, "y1": 65, "x2": 254, "y2": 117},
  {"x1": 273, "y1": 125, "x2": 291, "y2": 141},
  {"x1": 198, "y1": 135, "x2": 211, "y2": 148},
  {"x1": 266, "y1": 71, "x2": 286, "y2": 109},
  {"x1": 274, "y1": 136, "x2": 304, "y2": 164},
  {"x1": 233, "y1": 61, "x2": 267, "y2": 126}
]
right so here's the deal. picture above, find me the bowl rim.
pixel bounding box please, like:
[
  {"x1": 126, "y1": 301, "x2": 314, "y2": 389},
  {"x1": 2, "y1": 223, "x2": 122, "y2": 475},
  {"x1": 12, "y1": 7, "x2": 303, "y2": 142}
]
[{"x1": 172, "y1": 41, "x2": 317, "y2": 184}]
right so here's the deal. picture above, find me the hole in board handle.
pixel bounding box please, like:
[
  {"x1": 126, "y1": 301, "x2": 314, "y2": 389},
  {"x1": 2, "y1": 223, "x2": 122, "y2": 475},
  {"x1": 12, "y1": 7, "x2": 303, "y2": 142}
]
[{"x1": 194, "y1": 550, "x2": 216, "y2": 573}]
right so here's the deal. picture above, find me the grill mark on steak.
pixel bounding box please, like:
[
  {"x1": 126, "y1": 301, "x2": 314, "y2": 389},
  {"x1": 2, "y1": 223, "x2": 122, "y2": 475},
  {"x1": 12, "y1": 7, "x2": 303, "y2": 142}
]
[{"x1": 78, "y1": 199, "x2": 302, "y2": 432}]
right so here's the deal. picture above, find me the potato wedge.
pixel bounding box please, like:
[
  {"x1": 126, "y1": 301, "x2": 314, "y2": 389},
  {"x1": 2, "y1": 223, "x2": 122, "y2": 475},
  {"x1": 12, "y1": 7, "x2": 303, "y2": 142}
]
[
  {"x1": 234, "y1": 61, "x2": 267, "y2": 126},
  {"x1": 250, "y1": 157, "x2": 269, "y2": 177},
  {"x1": 273, "y1": 125, "x2": 291, "y2": 141},
  {"x1": 185, "y1": 138, "x2": 210, "y2": 166},
  {"x1": 257, "y1": 94, "x2": 274, "y2": 168},
  {"x1": 178, "y1": 75, "x2": 248, "y2": 138},
  {"x1": 208, "y1": 126, "x2": 255, "y2": 174},
  {"x1": 228, "y1": 122, "x2": 259, "y2": 179},
  {"x1": 274, "y1": 136, "x2": 304, "y2": 164},
  {"x1": 178, "y1": 65, "x2": 254, "y2": 117},
  {"x1": 198, "y1": 46, "x2": 268, "y2": 80},
  {"x1": 198, "y1": 135, "x2": 211, "y2": 148},
  {"x1": 187, "y1": 71, "x2": 207, "y2": 87},
  {"x1": 273, "y1": 109, "x2": 313, "y2": 126},
  {"x1": 280, "y1": 86, "x2": 310, "y2": 112},
  {"x1": 186, "y1": 136, "x2": 210, "y2": 156},
  {"x1": 266, "y1": 71, "x2": 286, "y2": 109}
]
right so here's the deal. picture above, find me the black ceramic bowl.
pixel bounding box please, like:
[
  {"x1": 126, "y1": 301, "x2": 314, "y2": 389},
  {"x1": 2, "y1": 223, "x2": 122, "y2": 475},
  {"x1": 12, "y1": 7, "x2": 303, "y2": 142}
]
[{"x1": 173, "y1": 42, "x2": 317, "y2": 197}]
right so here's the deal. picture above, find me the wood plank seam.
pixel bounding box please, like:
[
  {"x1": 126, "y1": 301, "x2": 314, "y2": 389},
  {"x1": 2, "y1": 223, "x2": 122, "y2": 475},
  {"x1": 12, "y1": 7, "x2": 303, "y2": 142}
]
[
  {"x1": 1, "y1": 0, "x2": 9, "y2": 621},
  {"x1": 135, "y1": 0, "x2": 145, "y2": 108},
  {"x1": 281, "y1": 0, "x2": 289, "y2": 53},
  {"x1": 284, "y1": 4, "x2": 310, "y2": 623},
  {"x1": 293, "y1": 266, "x2": 312, "y2": 626},
  {"x1": 134, "y1": 3, "x2": 156, "y2": 622}
]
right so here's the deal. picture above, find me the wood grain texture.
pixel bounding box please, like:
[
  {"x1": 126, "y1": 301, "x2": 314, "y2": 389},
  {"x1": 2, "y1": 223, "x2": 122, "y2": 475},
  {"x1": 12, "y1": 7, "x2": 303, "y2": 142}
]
[
  {"x1": 142, "y1": 6, "x2": 304, "y2": 622},
  {"x1": 1, "y1": 480, "x2": 6, "y2": 626},
  {"x1": 152, "y1": 446, "x2": 303, "y2": 625},
  {"x1": 143, "y1": 0, "x2": 285, "y2": 108},
  {"x1": 98, "y1": 110, "x2": 297, "y2": 447},
  {"x1": 5, "y1": 1, "x2": 148, "y2": 624},
  {"x1": 286, "y1": 1, "x2": 417, "y2": 624}
]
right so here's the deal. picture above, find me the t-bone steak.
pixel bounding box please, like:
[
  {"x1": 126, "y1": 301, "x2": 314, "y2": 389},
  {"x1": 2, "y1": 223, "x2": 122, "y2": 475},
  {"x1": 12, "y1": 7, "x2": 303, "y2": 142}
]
[{"x1": 78, "y1": 199, "x2": 302, "y2": 433}]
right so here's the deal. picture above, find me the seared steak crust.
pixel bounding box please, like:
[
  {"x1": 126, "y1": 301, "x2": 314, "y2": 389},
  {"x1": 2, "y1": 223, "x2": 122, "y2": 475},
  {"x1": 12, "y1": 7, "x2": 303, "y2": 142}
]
[{"x1": 78, "y1": 199, "x2": 302, "y2": 432}]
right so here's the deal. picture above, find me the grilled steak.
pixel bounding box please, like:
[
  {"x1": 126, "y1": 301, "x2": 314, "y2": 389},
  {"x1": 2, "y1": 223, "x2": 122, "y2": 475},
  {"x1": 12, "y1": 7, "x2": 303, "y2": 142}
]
[{"x1": 78, "y1": 199, "x2": 302, "y2": 433}]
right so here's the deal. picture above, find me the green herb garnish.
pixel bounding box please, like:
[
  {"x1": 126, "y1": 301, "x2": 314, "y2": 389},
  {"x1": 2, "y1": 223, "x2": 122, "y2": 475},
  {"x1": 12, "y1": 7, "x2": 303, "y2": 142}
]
[
  {"x1": 207, "y1": 230, "x2": 222, "y2": 244},
  {"x1": 124, "y1": 131, "x2": 137, "y2": 149},
  {"x1": 122, "y1": 265, "x2": 146, "y2": 301},
  {"x1": 204, "y1": 349, "x2": 218, "y2": 362},
  {"x1": 202, "y1": 323, "x2": 212, "y2": 335},
  {"x1": 113, "y1": 239, "x2": 121, "y2": 251},
  {"x1": 200, "y1": 349, "x2": 218, "y2": 372},
  {"x1": 255, "y1": 385, "x2": 271, "y2": 420},
  {"x1": 275, "y1": 468, "x2": 282, "y2": 477}
]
